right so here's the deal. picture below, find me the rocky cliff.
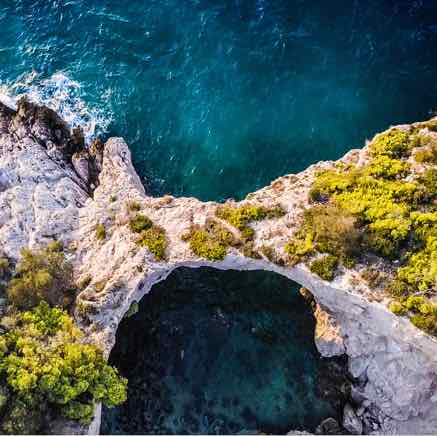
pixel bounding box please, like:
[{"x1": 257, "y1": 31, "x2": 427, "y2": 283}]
[{"x1": 0, "y1": 100, "x2": 436, "y2": 434}]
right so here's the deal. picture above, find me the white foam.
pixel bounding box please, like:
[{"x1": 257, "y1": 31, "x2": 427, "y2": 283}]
[{"x1": 0, "y1": 71, "x2": 112, "y2": 143}]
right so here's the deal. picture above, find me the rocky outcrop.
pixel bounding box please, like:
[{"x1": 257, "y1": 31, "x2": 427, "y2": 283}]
[
  {"x1": 314, "y1": 304, "x2": 346, "y2": 358},
  {"x1": 1, "y1": 100, "x2": 437, "y2": 434}
]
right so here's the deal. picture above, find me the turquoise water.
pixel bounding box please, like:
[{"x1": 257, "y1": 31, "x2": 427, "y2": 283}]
[
  {"x1": 101, "y1": 268, "x2": 350, "y2": 434},
  {"x1": 1, "y1": 1, "x2": 437, "y2": 200}
]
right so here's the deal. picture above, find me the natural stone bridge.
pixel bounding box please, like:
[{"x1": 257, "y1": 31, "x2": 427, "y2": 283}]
[{"x1": 1, "y1": 100, "x2": 437, "y2": 434}]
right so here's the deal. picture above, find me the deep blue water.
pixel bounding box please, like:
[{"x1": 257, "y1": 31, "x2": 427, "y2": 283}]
[
  {"x1": 1, "y1": 1, "x2": 437, "y2": 200},
  {"x1": 101, "y1": 268, "x2": 350, "y2": 434}
]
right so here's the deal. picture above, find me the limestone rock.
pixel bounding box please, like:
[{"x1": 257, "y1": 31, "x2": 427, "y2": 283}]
[
  {"x1": 343, "y1": 403, "x2": 363, "y2": 435},
  {"x1": 1, "y1": 101, "x2": 437, "y2": 434},
  {"x1": 314, "y1": 303, "x2": 345, "y2": 357},
  {"x1": 315, "y1": 417, "x2": 341, "y2": 435}
]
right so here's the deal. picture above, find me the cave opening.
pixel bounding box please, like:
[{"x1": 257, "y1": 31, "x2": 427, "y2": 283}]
[{"x1": 101, "y1": 267, "x2": 350, "y2": 434}]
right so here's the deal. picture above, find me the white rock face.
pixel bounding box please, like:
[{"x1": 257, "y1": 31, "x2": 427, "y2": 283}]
[{"x1": 1, "y1": 101, "x2": 437, "y2": 434}]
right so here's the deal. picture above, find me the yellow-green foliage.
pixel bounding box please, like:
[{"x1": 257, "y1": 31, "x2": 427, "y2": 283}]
[
  {"x1": 309, "y1": 255, "x2": 338, "y2": 281},
  {"x1": 304, "y1": 124, "x2": 437, "y2": 335},
  {"x1": 389, "y1": 301, "x2": 407, "y2": 316},
  {"x1": 420, "y1": 168, "x2": 437, "y2": 198},
  {"x1": 414, "y1": 136, "x2": 437, "y2": 163},
  {"x1": 127, "y1": 200, "x2": 141, "y2": 211},
  {"x1": 284, "y1": 203, "x2": 359, "y2": 267},
  {"x1": 182, "y1": 219, "x2": 237, "y2": 261},
  {"x1": 95, "y1": 223, "x2": 106, "y2": 241},
  {"x1": 368, "y1": 128, "x2": 411, "y2": 158},
  {"x1": 7, "y1": 243, "x2": 74, "y2": 310},
  {"x1": 0, "y1": 303, "x2": 127, "y2": 433},
  {"x1": 137, "y1": 225, "x2": 167, "y2": 261},
  {"x1": 364, "y1": 155, "x2": 410, "y2": 179},
  {"x1": 0, "y1": 257, "x2": 9, "y2": 279},
  {"x1": 389, "y1": 296, "x2": 437, "y2": 335},
  {"x1": 216, "y1": 203, "x2": 285, "y2": 240},
  {"x1": 129, "y1": 214, "x2": 152, "y2": 233}
]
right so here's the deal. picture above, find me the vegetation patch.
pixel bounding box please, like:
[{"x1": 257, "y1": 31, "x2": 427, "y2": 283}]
[
  {"x1": 95, "y1": 223, "x2": 106, "y2": 241},
  {"x1": 7, "y1": 242, "x2": 75, "y2": 310},
  {"x1": 0, "y1": 303, "x2": 127, "y2": 433},
  {"x1": 137, "y1": 225, "x2": 168, "y2": 261},
  {"x1": 284, "y1": 203, "x2": 359, "y2": 270},
  {"x1": 181, "y1": 219, "x2": 237, "y2": 261},
  {"x1": 129, "y1": 214, "x2": 152, "y2": 233},
  {"x1": 414, "y1": 136, "x2": 437, "y2": 164},
  {"x1": 0, "y1": 257, "x2": 9, "y2": 279},
  {"x1": 127, "y1": 200, "x2": 141, "y2": 212},
  {"x1": 288, "y1": 123, "x2": 437, "y2": 334},
  {"x1": 310, "y1": 255, "x2": 339, "y2": 281},
  {"x1": 216, "y1": 203, "x2": 285, "y2": 240}
]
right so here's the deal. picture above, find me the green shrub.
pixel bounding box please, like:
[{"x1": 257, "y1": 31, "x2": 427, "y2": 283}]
[
  {"x1": 419, "y1": 168, "x2": 437, "y2": 199},
  {"x1": 0, "y1": 303, "x2": 127, "y2": 432},
  {"x1": 389, "y1": 301, "x2": 407, "y2": 315},
  {"x1": 410, "y1": 314, "x2": 437, "y2": 335},
  {"x1": 309, "y1": 168, "x2": 358, "y2": 202},
  {"x1": 310, "y1": 255, "x2": 338, "y2": 281},
  {"x1": 0, "y1": 257, "x2": 9, "y2": 279},
  {"x1": 182, "y1": 219, "x2": 237, "y2": 261},
  {"x1": 137, "y1": 225, "x2": 167, "y2": 261},
  {"x1": 241, "y1": 241, "x2": 262, "y2": 259},
  {"x1": 127, "y1": 201, "x2": 141, "y2": 211},
  {"x1": 284, "y1": 234, "x2": 314, "y2": 265},
  {"x1": 95, "y1": 223, "x2": 106, "y2": 241},
  {"x1": 415, "y1": 142, "x2": 437, "y2": 164},
  {"x1": 129, "y1": 214, "x2": 152, "y2": 233},
  {"x1": 369, "y1": 128, "x2": 411, "y2": 158},
  {"x1": 1, "y1": 395, "x2": 47, "y2": 434},
  {"x1": 303, "y1": 203, "x2": 361, "y2": 260},
  {"x1": 216, "y1": 203, "x2": 285, "y2": 240},
  {"x1": 364, "y1": 155, "x2": 410, "y2": 179},
  {"x1": 7, "y1": 243, "x2": 75, "y2": 309},
  {"x1": 260, "y1": 245, "x2": 284, "y2": 265},
  {"x1": 110, "y1": 195, "x2": 117, "y2": 202}
]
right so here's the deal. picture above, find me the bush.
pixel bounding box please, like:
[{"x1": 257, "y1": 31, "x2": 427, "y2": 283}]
[
  {"x1": 7, "y1": 243, "x2": 75, "y2": 309},
  {"x1": 0, "y1": 303, "x2": 127, "y2": 433},
  {"x1": 389, "y1": 301, "x2": 407, "y2": 315},
  {"x1": 364, "y1": 155, "x2": 410, "y2": 179},
  {"x1": 127, "y1": 201, "x2": 141, "y2": 211},
  {"x1": 419, "y1": 168, "x2": 437, "y2": 199},
  {"x1": 216, "y1": 203, "x2": 285, "y2": 240},
  {"x1": 284, "y1": 234, "x2": 314, "y2": 265},
  {"x1": 129, "y1": 214, "x2": 152, "y2": 233},
  {"x1": 0, "y1": 257, "x2": 9, "y2": 279},
  {"x1": 369, "y1": 129, "x2": 411, "y2": 158},
  {"x1": 415, "y1": 141, "x2": 437, "y2": 164},
  {"x1": 182, "y1": 219, "x2": 237, "y2": 261},
  {"x1": 310, "y1": 255, "x2": 338, "y2": 281},
  {"x1": 95, "y1": 223, "x2": 106, "y2": 241},
  {"x1": 137, "y1": 225, "x2": 167, "y2": 261},
  {"x1": 303, "y1": 203, "x2": 361, "y2": 260}
]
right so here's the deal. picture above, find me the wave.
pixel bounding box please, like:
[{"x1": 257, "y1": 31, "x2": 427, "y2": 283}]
[{"x1": 0, "y1": 71, "x2": 112, "y2": 142}]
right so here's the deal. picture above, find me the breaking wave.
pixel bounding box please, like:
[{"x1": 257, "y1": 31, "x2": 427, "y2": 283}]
[{"x1": 0, "y1": 72, "x2": 111, "y2": 142}]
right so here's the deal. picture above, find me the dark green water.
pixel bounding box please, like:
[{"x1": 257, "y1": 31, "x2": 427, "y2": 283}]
[
  {"x1": 101, "y1": 268, "x2": 350, "y2": 434},
  {"x1": 1, "y1": 1, "x2": 437, "y2": 200}
]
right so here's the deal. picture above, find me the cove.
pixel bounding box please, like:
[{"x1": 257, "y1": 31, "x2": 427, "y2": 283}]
[{"x1": 101, "y1": 267, "x2": 350, "y2": 434}]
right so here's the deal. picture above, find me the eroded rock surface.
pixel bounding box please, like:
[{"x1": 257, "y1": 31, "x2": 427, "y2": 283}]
[{"x1": 1, "y1": 100, "x2": 437, "y2": 434}]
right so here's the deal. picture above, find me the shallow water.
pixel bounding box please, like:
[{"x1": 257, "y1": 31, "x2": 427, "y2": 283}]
[
  {"x1": 1, "y1": 1, "x2": 437, "y2": 200},
  {"x1": 101, "y1": 268, "x2": 349, "y2": 434}
]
